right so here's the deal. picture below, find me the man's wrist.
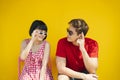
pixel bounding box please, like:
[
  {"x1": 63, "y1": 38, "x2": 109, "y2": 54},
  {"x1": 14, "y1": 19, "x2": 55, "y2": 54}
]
[
  {"x1": 80, "y1": 47, "x2": 86, "y2": 53},
  {"x1": 82, "y1": 73, "x2": 86, "y2": 80}
]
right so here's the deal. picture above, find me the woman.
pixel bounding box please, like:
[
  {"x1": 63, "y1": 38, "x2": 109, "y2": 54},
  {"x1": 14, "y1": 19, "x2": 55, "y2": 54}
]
[{"x1": 19, "y1": 20, "x2": 53, "y2": 80}]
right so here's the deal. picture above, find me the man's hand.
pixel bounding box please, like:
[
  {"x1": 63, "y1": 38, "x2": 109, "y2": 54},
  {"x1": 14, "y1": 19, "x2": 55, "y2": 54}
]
[
  {"x1": 77, "y1": 32, "x2": 85, "y2": 50},
  {"x1": 84, "y1": 74, "x2": 98, "y2": 80}
]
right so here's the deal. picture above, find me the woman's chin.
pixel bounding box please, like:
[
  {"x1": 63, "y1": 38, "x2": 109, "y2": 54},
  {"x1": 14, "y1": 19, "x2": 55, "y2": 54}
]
[{"x1": 37, "y1": 38, "x2": 43, "y2": 42}]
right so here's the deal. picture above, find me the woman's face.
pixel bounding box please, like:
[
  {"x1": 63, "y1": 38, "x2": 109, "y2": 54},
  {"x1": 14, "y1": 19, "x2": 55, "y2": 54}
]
[
  {"x1": 67, "y1": 24, "x2": 80, "y2": 43},
  {"x1": 32, "y1": 29, "x2": 47, "y2": 41}
]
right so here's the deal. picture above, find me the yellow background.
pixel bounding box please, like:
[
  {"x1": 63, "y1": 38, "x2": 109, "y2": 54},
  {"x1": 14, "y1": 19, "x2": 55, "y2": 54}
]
[{"x1": 0, "y1": 0, "x2": 120, "y2": 80}]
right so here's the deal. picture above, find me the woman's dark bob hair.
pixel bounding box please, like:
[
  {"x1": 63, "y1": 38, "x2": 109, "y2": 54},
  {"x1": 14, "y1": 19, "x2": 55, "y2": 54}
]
[{"x1": 29, "y1": 20, "x2": 47, "y2": 40}]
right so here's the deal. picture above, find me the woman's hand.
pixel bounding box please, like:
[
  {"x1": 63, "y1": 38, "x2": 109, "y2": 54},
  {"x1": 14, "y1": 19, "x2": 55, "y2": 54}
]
[{"x1": 31, "y1": 30, "x2": 39, "y2": 41}]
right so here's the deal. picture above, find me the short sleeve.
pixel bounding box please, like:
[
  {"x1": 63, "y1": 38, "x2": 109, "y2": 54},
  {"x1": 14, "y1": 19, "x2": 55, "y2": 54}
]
[
  {"x1": 88, "y1": 40, "x2": 99, "y2": 57},
  {"x1": 56, "y1": 39, "x2": 66, "y2": 58}
]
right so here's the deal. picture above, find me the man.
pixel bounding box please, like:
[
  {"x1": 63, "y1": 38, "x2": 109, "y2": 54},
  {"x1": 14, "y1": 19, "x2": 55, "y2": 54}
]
[{"x1": 56, "y1": 19, "x2": 98, "y2": 80}]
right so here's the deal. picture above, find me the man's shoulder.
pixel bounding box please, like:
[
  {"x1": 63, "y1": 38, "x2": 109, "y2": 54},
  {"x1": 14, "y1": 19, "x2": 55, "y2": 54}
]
[
  {"x1": 85, "y1": 37, "x2": 97, "y2": 42},
  {"x1": 58, "y1": 37, "x2": 67, "y2": 42},
  {"x1": 85, "y1": 37, "x2": 98, "y2": 45},
  {"x1": 57, "y1": 37, "x2": 70, "y2": 46}
]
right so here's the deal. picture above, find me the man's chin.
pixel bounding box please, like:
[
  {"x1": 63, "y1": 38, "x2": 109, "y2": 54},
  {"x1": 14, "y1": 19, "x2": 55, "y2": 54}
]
[{"x1": 67, "y1": 38, "x2": 71, "y2": 42}]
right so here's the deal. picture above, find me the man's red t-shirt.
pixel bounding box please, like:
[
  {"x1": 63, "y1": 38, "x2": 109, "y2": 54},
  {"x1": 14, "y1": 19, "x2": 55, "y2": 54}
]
[{"x1": 56, "y1": 37, "x2": 98, "y2": 72}]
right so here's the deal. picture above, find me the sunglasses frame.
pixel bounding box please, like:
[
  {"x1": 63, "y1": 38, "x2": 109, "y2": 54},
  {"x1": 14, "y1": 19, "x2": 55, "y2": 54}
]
[
  {"x1": 67, "y1": 28, "x2": 73, "y2": 36},
  {"x1": 39, "y1": 32, "x2": 47, "y2": 36}
]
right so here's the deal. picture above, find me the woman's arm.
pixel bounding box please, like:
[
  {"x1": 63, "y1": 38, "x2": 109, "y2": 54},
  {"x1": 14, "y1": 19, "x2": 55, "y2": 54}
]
[
  {"x1": 20, "y1": 30, "x2": 38, "y2": 60},
  {"x1": 40, "y1": 42, "x2": 50, "y2": 80},
  {"x1": 20, "y1": 39, "x2": 34, "y2": 60}
]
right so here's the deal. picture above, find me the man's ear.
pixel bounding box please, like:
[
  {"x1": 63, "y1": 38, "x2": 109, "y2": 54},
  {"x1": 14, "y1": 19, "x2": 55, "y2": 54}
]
[{"x1": 78, "y1": 33, "x2": 82, "y2": 39}]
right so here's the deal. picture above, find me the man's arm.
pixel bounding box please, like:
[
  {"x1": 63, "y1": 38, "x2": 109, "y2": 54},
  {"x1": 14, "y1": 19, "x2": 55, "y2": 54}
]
[
  {"x1": 56, "y1": 56, "x2": 86, "y2": 79},
  {"x1": 77, "y1": 33, "x2": 98, "y2": 73}
]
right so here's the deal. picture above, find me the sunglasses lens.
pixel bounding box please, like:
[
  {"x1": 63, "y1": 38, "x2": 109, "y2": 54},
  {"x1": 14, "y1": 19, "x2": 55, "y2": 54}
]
[
  {"x1": 39, "y1": 32, "x2": 47, "y2": 35},
  {"x1": 69, "y1": 31, "x2": 73, "y2": 36},
  {"x1": 39, "y1": 32, "x2": 43, "y2": 34},
  {"x1": 67, "y1": 29, "x2": 73, "y2": 36}
]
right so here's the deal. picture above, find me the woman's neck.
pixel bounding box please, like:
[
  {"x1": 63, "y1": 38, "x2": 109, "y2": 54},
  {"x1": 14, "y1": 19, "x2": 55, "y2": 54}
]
[{"x1": 33, "y1": 40, "x2": 43, "y2": 45}]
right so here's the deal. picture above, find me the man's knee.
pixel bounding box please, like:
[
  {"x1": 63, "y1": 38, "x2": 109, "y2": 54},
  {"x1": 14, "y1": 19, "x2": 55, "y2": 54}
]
[{"x1": 58, "y1": 75, "x2": 70, "y2": 80}]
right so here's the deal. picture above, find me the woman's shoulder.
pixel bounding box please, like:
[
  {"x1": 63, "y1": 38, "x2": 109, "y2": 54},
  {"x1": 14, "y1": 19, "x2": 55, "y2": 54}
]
[
  {"x1": 43, "y1": 41, "x2": 51, "y2": 50},
  {"x1": 24, "y1": 38, "x2": 31, "y2": 42},
  {"x1": 44, "y1": 40, "x2": 50, "y2": 46}
]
